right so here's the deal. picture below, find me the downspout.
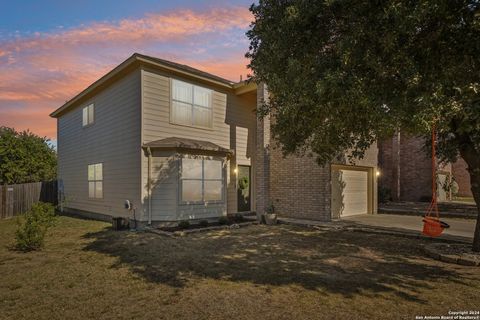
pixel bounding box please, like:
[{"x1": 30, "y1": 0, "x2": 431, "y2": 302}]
[{"x1": 147, "y1": 147, "x2": 152, "y2": 225}]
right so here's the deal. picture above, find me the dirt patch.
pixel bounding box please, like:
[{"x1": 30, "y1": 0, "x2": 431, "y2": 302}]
[{"x1": 1, "y1": 216, "x2": 480, "y2": 319}]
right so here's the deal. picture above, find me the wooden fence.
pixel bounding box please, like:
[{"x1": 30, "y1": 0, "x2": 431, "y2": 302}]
[{"x1": 0, "y1": 181, "x2": 57, "y2": 219}]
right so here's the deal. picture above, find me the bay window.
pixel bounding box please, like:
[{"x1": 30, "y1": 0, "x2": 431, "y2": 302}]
[{"x1": 180, "y1": 158, "x2": 223, "y2": 203}]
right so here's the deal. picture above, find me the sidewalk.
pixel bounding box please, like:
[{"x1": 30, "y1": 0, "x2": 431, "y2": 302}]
[{"x1": 278, "y1": 214, "x2": 475, "y2": 244}]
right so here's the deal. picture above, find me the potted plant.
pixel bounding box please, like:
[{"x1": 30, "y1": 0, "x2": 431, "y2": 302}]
[{"x1": 264, "y1": 204, "x2": 277, "y2": 225}]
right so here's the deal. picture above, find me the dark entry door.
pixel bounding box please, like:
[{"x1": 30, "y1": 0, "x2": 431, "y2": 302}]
[{"x1": 237, "y1": 165, "x2": 251, "y2": 212}]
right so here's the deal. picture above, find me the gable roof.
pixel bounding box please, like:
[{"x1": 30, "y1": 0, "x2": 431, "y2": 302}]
[{"x1": 50, "y1": 53, "x2": 251, "y2": 118}]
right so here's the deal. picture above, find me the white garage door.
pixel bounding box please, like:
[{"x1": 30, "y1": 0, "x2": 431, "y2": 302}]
[
  {"x1": 437, "y1": 173, "x2": 448, "y2": 202},
  {"x1": 332, "y1": 168, "x2": 369, "y2": 217}
]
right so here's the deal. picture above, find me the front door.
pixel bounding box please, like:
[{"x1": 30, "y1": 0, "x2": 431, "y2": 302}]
[{"x1": 237, "y1": 165, "x2": 251, "y2": 212}]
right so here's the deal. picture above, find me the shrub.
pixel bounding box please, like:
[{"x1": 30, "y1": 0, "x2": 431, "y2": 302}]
[
  {"x1": 378, "y1": 187, "x2": 392, "y2": 203},
  {"x1": 15, "y1": 202, "x2": 56, "y2": 252},
  {"x1": 233, "y1": 213, "x2": 244, "y2": 222},
  {"x1": 199, "y1": 220, "x2": 209, "y2": 227},
  {"x1": 419, "y1": 195, "x2": 432, "y2": 202},
  {"x1": 265, "y1": 204, "x2": 275, "y2": 214},
  {"x1": 178, "y1": 220, "x2": 190, "y2": 229},
  {"x1": 218, "y1": 216, "x2": 229, "y2": 225}
]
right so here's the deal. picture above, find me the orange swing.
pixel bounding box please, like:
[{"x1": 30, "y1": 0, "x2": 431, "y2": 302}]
[{"x1": 422, "y1": 123, "x2": 450, "y2": 237}]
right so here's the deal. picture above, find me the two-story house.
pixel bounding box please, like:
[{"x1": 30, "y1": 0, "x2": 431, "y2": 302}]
[{"x1": 50, "y1": 53, "x2": 378, "y2": 226}]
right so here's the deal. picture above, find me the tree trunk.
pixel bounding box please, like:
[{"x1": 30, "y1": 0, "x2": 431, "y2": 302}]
[{"x1": 459, "y1": 146, "x2": 480, "y2": 252}]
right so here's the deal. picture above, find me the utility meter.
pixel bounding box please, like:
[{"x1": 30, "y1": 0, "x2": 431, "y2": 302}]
[{"x1": 124, "y1": 200, "x2": 132, "y2": 210}]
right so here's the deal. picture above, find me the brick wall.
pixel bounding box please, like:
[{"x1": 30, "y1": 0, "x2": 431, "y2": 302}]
[
  {"x1": 399, "y1": 135, "x2": 433, "y2": 201},
  {"x1": 254, "y1": 84, "x2": 378, "y2": 221},
  {"x1": 452, "y1": 158, "x2": 473, "y2": 197},
  {"x1": 377, "y1": 133, "x2": 460, "y2": 202},
  {"x1": 378, "y1": 133, "x2": 401, "y2": 200},
  {"x1": 269, "y1": 144, "x2": 332, "y2": 220},
  {"x1": 268, "y1": 134, "x2": 378, "y2": 221}
]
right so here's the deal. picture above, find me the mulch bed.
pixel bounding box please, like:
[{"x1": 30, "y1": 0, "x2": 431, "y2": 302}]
[
  {"x1": 148, "y1": 218, "x2": 257, "y2": 237},
  {"x1": 425, "y1": 243, "x2": 480, "y2": 266}
]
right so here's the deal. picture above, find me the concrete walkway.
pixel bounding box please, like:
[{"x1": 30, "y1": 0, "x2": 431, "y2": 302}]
[{"x1": 343, "y1": 214, "x2": 476, "y2": 240}]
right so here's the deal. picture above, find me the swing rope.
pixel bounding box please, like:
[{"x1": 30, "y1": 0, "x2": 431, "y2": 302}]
[{"x1": 422, "y1": 122, "x2": 450, "y2": 237}]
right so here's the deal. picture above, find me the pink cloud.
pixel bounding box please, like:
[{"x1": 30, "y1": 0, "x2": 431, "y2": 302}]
[{"x1": 0, "y1": 7, "x2": 252, "y2": 138}]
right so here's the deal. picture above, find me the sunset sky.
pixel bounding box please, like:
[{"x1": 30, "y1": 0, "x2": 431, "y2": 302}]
[{"x1": 0, "y1": 0, "x2": 254, "y2": 140}]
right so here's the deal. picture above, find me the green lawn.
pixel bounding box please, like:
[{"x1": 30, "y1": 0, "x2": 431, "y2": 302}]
[{"x1": 0, "y1": 216, "x2": 479, "y2": 320}]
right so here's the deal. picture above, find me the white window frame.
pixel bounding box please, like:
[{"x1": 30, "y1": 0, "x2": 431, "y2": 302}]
[
  {"x1": 88, "y1": 163, "x2": 103, "y2": 199},
  {"x1": 179, "y1": 157, "x2": 224, "y2": 204},
  {"x1": 82, "y1": 103, "x2": 95, "y2": 127},
  {"x1": 170, "y1": 79, "x2": 213, "y2": 129}
]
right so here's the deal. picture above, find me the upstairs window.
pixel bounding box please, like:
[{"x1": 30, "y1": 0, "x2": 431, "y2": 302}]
[
  {"x1": 180, "y1": 158, "x2": 223, "y2": 203},
  {"x1": 171, "y1": 79, "x2": 213, "y2": 128},
  {"x1": 88, "y1": 163, "x2": 103, "y2": 199},
  {"x1": 82, "y1": 104, "x2": 94, "y2": 127}
]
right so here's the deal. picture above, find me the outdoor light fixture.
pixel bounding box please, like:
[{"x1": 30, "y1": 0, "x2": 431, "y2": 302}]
[
  {"x1": 233, "y1": 167, "x2": 238, "y2": 174},
  {"x1": 376, "y1": 170, "x2": 381, "y2": 177}
]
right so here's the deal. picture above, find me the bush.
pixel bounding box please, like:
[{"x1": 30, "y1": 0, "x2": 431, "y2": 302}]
[
  {"x1": 178, "y1": 220, "x2": 190, "y2": 229},
  {"x1": 378, "y1": 187, "x2": 392, "y2": 203},
  {"x1": 15, "y1": 202, "x2": 56, "y2": 252},
  {"x1": 218, "y1": 216, "x2": 229, "y2": 225},
  {"x1": 199, "y1": 220, "x2": 209, "y2": 227},
  {"x1": 419, "y1": 195, "x2": 432, "y2": 202},
  {"x1": 265, "y1": 204, "x2": 275, "y2": 214},
  {"x1": 233, "y1": 213, "x2": 244, "y2": 222}
]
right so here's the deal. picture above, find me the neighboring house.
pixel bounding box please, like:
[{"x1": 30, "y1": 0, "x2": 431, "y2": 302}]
[
  {"x1": 378, "y1": 132, "x2": 471, "y2": 202},
  {"x1": 452, "y1": 158, "x2": 473, "y2": 197},
  {"x1": 51, "y1": 53, "x2": 378, "y2": 226}
]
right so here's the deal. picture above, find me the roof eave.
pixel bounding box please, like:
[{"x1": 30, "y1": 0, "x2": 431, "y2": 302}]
[
  {"x1": 135, "y1": 56, "x2": 234, "y2": 89},
  {"x1": 50, "y1": 54, "x2": 139, "y2": 118},
  {"x1": 50, "y1": 53, "x2": 239, "y2": 118}
]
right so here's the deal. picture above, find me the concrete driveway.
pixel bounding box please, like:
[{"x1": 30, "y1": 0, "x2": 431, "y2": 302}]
[{"x1": 343, "y1": 214, "x2": 476, "y2": 240}]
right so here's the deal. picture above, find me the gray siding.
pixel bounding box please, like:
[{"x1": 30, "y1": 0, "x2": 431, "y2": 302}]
[
  {"x1": 57, "y1": 69, "x2": 142, "y2": 219},
  {"x1": 141, "y1": 68, "x2": 256, "y2": 221}
]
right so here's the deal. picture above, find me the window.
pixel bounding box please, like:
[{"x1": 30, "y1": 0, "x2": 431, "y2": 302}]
[
  {"x1": 171, "y1": 79, "x2": 213, "y2": 128},
  {"x1": 82, "y1": 104, "x2": 94, "y2": 127},
  {"x1": 180, "y1": 158, "x2": 223, "y2": 203},
  {"x1": 88, "y1": 163, "x2": 103, "y2": 199}
]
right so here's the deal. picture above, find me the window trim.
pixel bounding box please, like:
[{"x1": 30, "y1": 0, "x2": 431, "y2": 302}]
[
  {"x1": 169, "y1": 79, "x2": 214, "y2": 130},
  {"x1": 88, "y1": 163, "x2": 103, "y2": 199},
  {"x1": 82, "y1": 103, "x2": 95, "y2": 127},
  {"x1": 178, "y1": 157, "x2": 224, "y2": 205}
]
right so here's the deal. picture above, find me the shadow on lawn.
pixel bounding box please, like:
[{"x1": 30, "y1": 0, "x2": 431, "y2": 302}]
[{"x1": 82, "y1": 225, "x2": 466, "y2": 302}]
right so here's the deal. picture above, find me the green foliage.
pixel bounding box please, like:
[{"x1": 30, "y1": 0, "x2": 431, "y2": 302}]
[
  {"x1": 378, "y1": 187, "x2": 392, "y2": 204},
  {"x1": 441, "y1": 176, "x2": 459, "y2": 196},
  {"x1": 233, "y1": 213, "x2": 245, "y2": 223},
  {"x1": 419, "y1": 196, "x2": 432, "y2": 203},
  {"x1": 218, "y1": 216, "x2": 229, "y2": 225},
  {"x1": 247, "y1": 0, "x2": 480, "y2": 250},
  {"x1": 265, "y1": 204, "x2": 275, "y2": 214},
  {"x1": 247, "y1": 1, "x2": 480, "y2": 164},
  {"x1": 0, "y1": 127, "x2": 57, "y2": 184},
  {"x1": 238, "y1": 176, "x2": 249, "y2": 190},
  {"x1": 178, "y1": 220, "x2": 190, "y2": 229},
  {"x1": 199, "y1": 220, "x2": 209, "y2": 227},
  {"x1": 15, "y1": 202, "x2": 56, "y2": 252}
]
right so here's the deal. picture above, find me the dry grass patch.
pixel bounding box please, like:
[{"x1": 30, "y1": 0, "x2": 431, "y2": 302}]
[{"x1": 0, "y1": 216, "x2": 479, "y2": 320}]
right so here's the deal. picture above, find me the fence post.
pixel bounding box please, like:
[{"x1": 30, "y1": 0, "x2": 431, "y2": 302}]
[{"x1": 1, "y1": 185, "x2": 6, "y2": 219}]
